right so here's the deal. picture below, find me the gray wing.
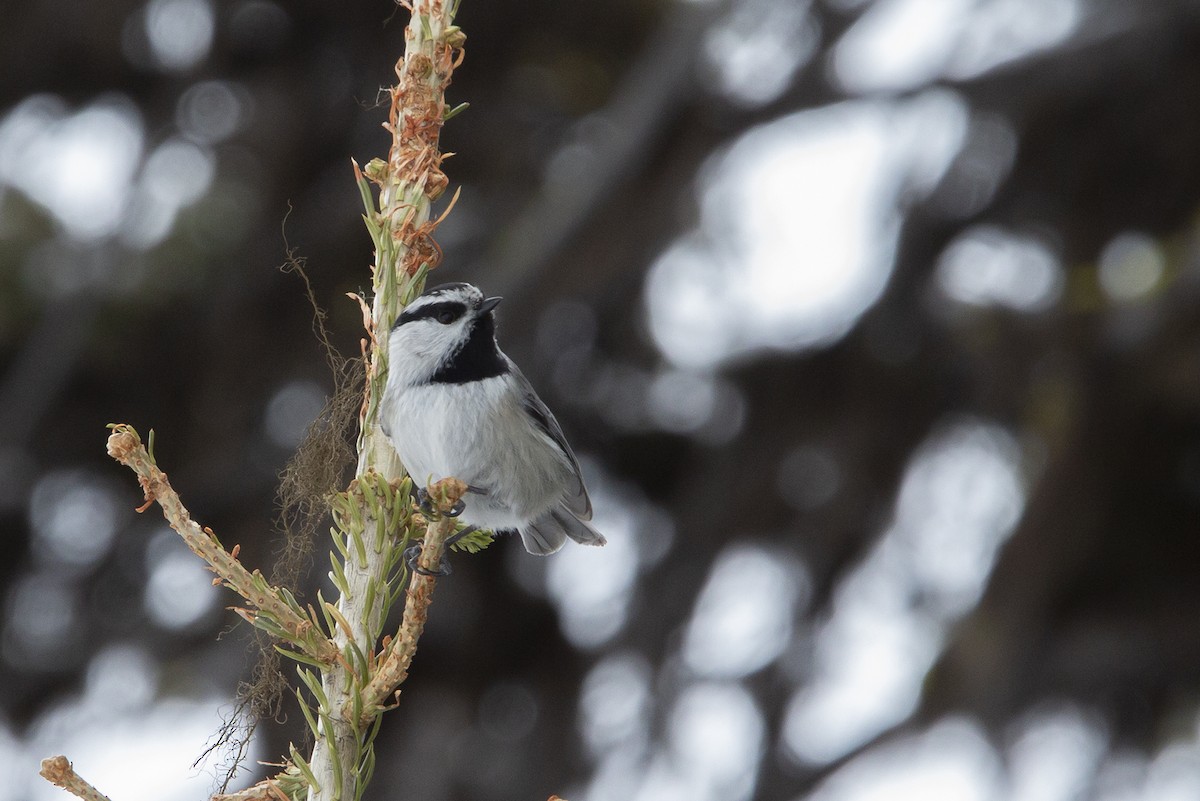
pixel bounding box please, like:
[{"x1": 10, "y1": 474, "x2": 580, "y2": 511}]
[{"x1": 511, "y1": 365, "x2": 594, "y2": 520}]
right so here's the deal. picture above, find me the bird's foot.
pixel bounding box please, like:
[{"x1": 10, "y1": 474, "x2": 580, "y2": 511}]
[
  {"x1": 404, "y1": 541, "x2": 452, "y2": 577},
  {"x1": 413, "y1": 485, "x2": 469, "y2": 517}
]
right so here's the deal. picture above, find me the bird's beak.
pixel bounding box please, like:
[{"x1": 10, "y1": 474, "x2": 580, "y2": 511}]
[{"x1": 478, "y1": 296, "x2": 502, "y2": 315}]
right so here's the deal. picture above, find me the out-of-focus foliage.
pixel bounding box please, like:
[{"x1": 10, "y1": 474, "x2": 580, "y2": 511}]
[{"x1": 4, "y1": 1, "x2": 1200, "y2": 800}]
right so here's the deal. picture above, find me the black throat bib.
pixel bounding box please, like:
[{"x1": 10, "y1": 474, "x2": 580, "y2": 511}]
[{"x1": 429, "y1": 314, "x2": 508, "y2": 384}]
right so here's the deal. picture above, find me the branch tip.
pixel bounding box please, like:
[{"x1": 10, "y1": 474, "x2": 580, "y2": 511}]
[
  {"x1": 39, "y1": 756, "x2": 114, "y2": 801},
  {"x1": 105, "y1": 424, "x2": 140, "y2": 463}
]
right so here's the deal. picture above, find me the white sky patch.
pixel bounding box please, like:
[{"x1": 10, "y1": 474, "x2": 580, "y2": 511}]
[
  {"x1": 667, "y1": 683, "x2": 763, "y2": 801},
  {"x1": 705, "y1": 0, "x2": 818, "y2": 106},
  {"x1": 783, "y1": 595, "x2": 940, "y2": 765},
  {"x1": 0, "y1": 719, "x2": 24, "y2": 801},
  {"x1": 0, "y1": 95, "x2": 144, "y2": 242},
  {"x1": 579, "y1": 652, "x2": 654, "y2": 758},
  {"x1": 545, "y1": 491, "x2": 640, "y2": 648},
  {"x1": 936, "y1": 225, "x2": 1064, "y2": 312},
  {"x1": 1007, "y1": 703, "x2": 1108, "y2": 801},
  {"x1": 0, "y1": 643, "x2": 256, "y2": 801},
  {"x1": 806, "y1": 717, "x2": 1001, "y2": 801},
  {"x1": 948, "y1": 0, "x2": 1082, "y2": 80},
  {"x1": 26, "y1": 699, "x2": 249, "y2": 801},
  {"x1": 84, "y1": 645, "x2": 161, "y2": 715},
  {"x1": 683, "y1": 545, "x2": 808, "y2": 678},
  {"x1": 834, "y1": 0, "x2": 971, "y2": 93},
  {"x1": 1095, "y1": 751, "x2": 1152, "y2": 801},
  {"x1": 0, "y1": 91, "x2": 217, "y2": 250},
  {"x1": 1082, "y1": 730, "x2": 1200, "y2": 801},
  {"x1": 1135, "y1": 743, "x2": 1200, "y2": 801},
  {"x1": 834, "y1": 0, "x2": 1082, "y2": 93},
  {"x1": 784, "y1": 420, "x2": 1025, "y2": 765},
  {"x1": 646, "y1": 92, "x2": 967, "y2": 370}
]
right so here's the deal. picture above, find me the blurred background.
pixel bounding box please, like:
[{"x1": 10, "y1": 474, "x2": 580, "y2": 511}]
[{"x1": 3, "y1": 0, "x2": 1200, "y2": 799}]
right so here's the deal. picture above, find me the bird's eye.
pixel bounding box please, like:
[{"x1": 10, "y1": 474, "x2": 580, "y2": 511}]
[{"x1": 436, "y1": 309, "x2": 457, "y2": 325}]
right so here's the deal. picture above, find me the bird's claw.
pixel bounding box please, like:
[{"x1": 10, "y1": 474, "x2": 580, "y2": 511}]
[
  {"x1": 413, "y1": 486, "x2": 436, "y2": 517},
  {"x1": 412, "y1": 485, "x2": 469, "y2": 517},
  {"x1": 404, "y1": 541, "x2": 452, "y2": 577}
]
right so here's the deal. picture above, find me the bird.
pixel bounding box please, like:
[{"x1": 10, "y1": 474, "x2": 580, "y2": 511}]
[{"x1": 380, "y1": 281, "x2": 606, "y2": 555}]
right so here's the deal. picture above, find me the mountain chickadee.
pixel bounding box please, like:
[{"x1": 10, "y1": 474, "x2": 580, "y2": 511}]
[{"x1": 381, "y1": 282, "x2": 606, "y2": 555}]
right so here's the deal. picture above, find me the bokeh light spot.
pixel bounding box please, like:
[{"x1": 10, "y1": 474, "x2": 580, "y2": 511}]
[
  {"x1": 3, "y1": 575, "x2": 79, "y2": 671},
  {"x1": 683, "y1": 545, "x2": 808, "y2": 678},
  {"x1": 265, "y1": 380, "x2": 326, "y2": 449},
  {"x1": 579, "y1": 652, "x2": 652, "y2": 757},
  {"x1": 784, "y1": 420, "x2": 1025, "y2": 764},
  {"x1": 145, "y1": 0, "x2": 215, "y2": 72},
  {"x1": 0, "y1": 95, "x2": 144, "y2": 242},
  {"x1": 646, "y1": 92, "x2": 966, "y2": 369},
  {"x1": 85, "y1": 645, "x2": 159, "y2": 714},
  {"x1": 144, "y1": 529, "x2": 218, "y2": 629},
  {"x1": 176, "y1": 81, "x2": 244, "y2": 145},
  {"x1": 807, "y1": 717, "x2": 1001, "y2": 801},
  {"x1": 936, "y1": 225, "x2": 1063, "y2": 312},
  {"x1": 1007, "y1": 703, "x2": 1108, "y2": 801},
  {"x1": 29, "y1": 469, "x2": 121, "y2": 569},
  {"x1": 667, "y1": 682, "x2": 763, "y2": 801},
  {"x1": 705, "y1": 0, "x2": 817, "y2": 106},
  {"x1": 1098, "y1": 231, "x2": 1165, "y2": 303}
]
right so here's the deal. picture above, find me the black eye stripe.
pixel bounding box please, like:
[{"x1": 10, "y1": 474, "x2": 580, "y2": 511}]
[{"x1": 396, "y1": 301, "x2": 467, "y2": 327}]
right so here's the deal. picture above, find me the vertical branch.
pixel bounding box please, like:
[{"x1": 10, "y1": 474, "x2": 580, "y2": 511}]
[
  {"x1": 46, "y1": 5, "x2": 466, "y2": 801},
  {"x1": 304, "y1": 2, "x2": 463, "y2": 800}
]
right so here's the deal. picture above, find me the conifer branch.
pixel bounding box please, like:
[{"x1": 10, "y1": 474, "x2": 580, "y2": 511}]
[
  {"x1": 304, "y1": 1, "x2": 464, "y2": 798},
  {"x1": 43, "y1": 3, "x2": 466, "y2": 800},
  {"x1": 105, "y1": 425, "x2": 338, "y2": 664}
]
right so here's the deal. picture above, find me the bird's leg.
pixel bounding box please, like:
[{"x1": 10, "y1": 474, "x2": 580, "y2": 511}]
[
  {"x1": 400, "y1": 524, "x2": 484, "y2": 580},
  {"x1": 444, "y1": 524, "x2": 478, "y2": 548}
]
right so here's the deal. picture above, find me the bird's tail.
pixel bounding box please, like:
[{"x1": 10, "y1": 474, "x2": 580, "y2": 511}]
[{"x1": 519, "y1": 506, "x2": 607, "y2": 555}]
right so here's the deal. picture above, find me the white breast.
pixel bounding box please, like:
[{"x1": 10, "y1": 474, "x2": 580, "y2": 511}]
[{"x1": 381, "y1": 375, "x2": 573, "y2": 530}]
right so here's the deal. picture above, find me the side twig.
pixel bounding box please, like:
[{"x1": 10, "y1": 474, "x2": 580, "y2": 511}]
[
  {"x1": 39, "y1": 757, "x2": 113, "y2": 801},
  {"x1": 106, "y1": 425, "x2": 338, "y2": 665},
  {"x1": 357, "y1": 478, "x2": 464, "y2": 726}
]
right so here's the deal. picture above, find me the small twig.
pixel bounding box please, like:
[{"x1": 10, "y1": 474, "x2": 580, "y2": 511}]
[
  {"x1": 39, "y1": 756, "x2": 113, "y2": 801},
  {"x1": 106, "y1": 424, "x2": 338, "y2": 664},
  {"x1": 212, "y1": 779, "x2": 290, "y2": 801},
  {"x1": 356, "y1": 478, "x2": 465, "y2": 726}
]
